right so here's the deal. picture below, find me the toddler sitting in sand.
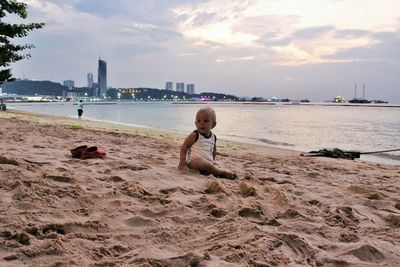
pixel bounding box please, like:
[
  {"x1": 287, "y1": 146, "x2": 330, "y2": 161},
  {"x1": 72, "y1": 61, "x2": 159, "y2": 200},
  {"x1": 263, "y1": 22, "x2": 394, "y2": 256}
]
[{"x1": 178, "y1": 107, "x2": 237, "y2": 180}]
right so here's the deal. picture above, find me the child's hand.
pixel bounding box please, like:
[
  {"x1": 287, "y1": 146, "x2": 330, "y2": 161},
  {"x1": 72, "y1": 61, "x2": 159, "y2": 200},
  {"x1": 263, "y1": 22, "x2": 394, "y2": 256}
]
[{"x1": 178, "y1": 161, "x2": 187, "y2": 170}]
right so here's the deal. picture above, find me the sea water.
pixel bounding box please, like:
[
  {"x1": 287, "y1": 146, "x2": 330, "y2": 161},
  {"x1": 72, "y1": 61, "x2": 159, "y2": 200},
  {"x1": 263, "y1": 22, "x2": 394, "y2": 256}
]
[{"x1": 8, "y1": 101, "x2": 400, "y2": 165}]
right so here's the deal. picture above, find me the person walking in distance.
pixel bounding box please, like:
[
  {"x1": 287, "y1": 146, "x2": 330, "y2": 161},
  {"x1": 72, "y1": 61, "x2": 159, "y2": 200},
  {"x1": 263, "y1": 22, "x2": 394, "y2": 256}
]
[{"x1": 77, "y1": 100, "x2": 84, "y2": 119}]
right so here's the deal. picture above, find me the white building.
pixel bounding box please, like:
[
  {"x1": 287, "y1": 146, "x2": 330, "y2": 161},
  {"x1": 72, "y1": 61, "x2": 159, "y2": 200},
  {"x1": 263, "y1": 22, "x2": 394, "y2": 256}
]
[
  {"x1": 165, "y1": 81, "x2": 173, "y2": 90},
  {"x1": 87, "y1": 73, "x2": 94, "y2": 88},
  {"x1": 63, "y1": 80, "x2": 75, "y2": 89},
  {"x1": 186, "y1": 84, "x2": 195, "y2": 95},
  {"x1": 176, "y1": 82, "x2": 185, "y2": 92}
]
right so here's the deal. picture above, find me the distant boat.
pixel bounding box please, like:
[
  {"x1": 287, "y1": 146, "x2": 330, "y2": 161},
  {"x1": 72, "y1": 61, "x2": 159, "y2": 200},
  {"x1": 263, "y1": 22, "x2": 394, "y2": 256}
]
[
  {"x1": 333, "y1": 96, "x2": 346, "y2": 103},
  {"x1": 371, "y1": 99, "x2": 388, "y2": 104},
  {"x1": 349, "y1": 98, "x2": 371, "y2": 104},
  {"x1": 348, "y1": 83, "x2": 371, "y2": 103},
  {"x1": 348, "y1": 99, "x2": 371, "y2": 103}
]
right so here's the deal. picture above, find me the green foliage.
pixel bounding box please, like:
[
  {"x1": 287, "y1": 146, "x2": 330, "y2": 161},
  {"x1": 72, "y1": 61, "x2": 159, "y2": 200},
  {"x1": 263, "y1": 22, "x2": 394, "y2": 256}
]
[
  {"x1": 2, "y1": 80, "x2": 67, "y2": 95},
  {"x1": 0, "y1": 0, "x2": 44, "y2": 83},
  {"x1": 70, "y1": 124, "x2": 82, "y2": 130}
]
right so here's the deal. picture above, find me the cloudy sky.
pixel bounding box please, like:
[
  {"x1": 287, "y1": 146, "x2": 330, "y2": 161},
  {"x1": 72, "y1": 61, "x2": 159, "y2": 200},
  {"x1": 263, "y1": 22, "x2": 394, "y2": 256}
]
[{"x1": 8, "y1": 0, "x2": 400, "y2": 102}]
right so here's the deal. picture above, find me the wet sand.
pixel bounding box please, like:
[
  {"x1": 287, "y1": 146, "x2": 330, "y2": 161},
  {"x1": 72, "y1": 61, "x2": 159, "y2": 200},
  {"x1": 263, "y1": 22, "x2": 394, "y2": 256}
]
[{"x1": 0, "y1": 110, "x2": 399, "y2": 266}]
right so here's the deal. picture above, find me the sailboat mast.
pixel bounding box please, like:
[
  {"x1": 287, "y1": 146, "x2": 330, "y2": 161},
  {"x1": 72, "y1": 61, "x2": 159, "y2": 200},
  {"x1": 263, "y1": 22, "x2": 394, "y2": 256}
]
[
  {"x1": 362, "y1": 84, "x2": 365, "y2": 100},
  {"x1": 354, "y1": 83, "x2": 357, "y2": 99}
]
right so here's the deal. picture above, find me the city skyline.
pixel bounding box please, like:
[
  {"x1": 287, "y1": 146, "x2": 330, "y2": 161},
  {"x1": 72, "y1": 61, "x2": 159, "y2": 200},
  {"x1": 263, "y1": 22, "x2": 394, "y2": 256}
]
[{"x1": 7, "y1": 0, "x2": 400, "y2": 102}]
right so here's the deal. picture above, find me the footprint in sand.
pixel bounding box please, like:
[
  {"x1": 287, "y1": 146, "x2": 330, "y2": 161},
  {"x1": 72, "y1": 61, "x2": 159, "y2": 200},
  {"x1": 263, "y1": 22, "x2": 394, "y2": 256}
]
[
  {"x1": 339, "y1": 231, "x2": 360, "y2": 243},
  {"x1": 343, "y1": 244, "x2": 385, "y2": 263},
  {"x1": 129, "y1": 252, "x2": 205, "y2": 267},
  {"x1": 238, "y1": 207, "x2": 263, "y2": 219},
  {"x1": 101, "y1": 176, "x2": 126, "y2": 183},
  {"x1": 44, "y1": 175, "x2": 75, "y2": 183},
  {"x1": 209, "y1": 207, "x2": 227, "y2": 218},
  {"x1": 56, "y1": 167, "x2": 69, "y2": 172},
  {"x1": 277, "y1": 209, "x2": 302, "y2": 219},
  {"x1": 366, "y1": 193, "x2": 385, "y2": 200},
  {"x1": 1, "y1": 231, "x2": 30, "y2": 245},
  {"x1": 385, "y1": 214, "x2": 400, "y2": 227},
  {"x1": 325, "y1": 207, "x2": 360, "y2": 227},
  {"x1": 308, "y1": 199, "x2": 321, "y2": 206},
  {"x1": 159, "y1": 187, "x2": 194, "y2": 195},
  {"x1": 277, "y1": 233, "x2": 315, "y2": 258},
  {"x1": 125, "y1": 216, "x2": 154, "y2": 227},
  {"x1": 0, "y1": 156, "x2": 19, "y2": 166}
]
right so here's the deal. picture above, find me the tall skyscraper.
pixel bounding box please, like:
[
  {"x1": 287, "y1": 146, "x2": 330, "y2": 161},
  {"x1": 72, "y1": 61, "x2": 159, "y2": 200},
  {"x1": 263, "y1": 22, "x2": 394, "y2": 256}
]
[
  {"x1": 98, "y1": 58, "x2": 107, "y2": 98},
  {"x1": 165, "y1": 82, "x2": 173, "y2": 90},
  {"x1": 176, "y1": 82, "x2": 184, "y2": 92},
  {"x1": 186, "y1": 84, "x2": 195, "y2": 95},
  {"x1": 87, "y1": 73, "x2": 94, "y2": 88}
]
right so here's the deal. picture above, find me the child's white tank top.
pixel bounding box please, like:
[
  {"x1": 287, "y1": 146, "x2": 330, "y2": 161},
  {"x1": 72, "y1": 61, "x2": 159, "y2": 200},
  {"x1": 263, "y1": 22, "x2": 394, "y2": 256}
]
[{"x1": 186, "y1": 130, "x2": 216, "y2": 163}]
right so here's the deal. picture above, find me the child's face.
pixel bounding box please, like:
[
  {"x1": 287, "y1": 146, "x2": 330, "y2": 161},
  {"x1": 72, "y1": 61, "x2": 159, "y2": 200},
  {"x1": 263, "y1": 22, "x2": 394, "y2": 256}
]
[{"x1": 195, "y1": 111, "x2": 216, "y2": 135}]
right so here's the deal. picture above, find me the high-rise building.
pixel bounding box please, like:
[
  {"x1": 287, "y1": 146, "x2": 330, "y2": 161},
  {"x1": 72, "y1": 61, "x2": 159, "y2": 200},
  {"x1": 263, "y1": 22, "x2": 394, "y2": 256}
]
[
  {"x1": 91, "y1": 83, "x2": 99, "y2": 97},
  {"x1": 176, "y1": 82, "x2": 184, "y2": 92},
  {"x1": 98, "y1": 58, "x2": 107, "y2": 98},
  {"x1": 186, "y1": 84, "x2": 195, "y2": 95},
  {"x1": 63, "y1": 80, "x2": 74, "y2": 89},
  {"x1": 87, "y1": 73, "x2": 94, "y2": 88},
  {"x1": 165, "y1": 82, "x2": 173, "y2": 90}
]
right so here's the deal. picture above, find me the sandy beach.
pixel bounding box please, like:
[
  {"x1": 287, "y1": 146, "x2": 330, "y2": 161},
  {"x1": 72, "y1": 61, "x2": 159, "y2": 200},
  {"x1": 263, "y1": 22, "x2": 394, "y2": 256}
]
[{"x1": 0, "y1": 109, "x2": 399, "y2": 266}]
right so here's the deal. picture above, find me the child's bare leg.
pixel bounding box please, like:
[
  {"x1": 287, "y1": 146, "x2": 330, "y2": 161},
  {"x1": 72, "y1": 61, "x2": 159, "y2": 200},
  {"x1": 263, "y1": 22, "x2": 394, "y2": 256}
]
[{"x1": 189, "y1": 158, "x2": 237, "y2": 180}]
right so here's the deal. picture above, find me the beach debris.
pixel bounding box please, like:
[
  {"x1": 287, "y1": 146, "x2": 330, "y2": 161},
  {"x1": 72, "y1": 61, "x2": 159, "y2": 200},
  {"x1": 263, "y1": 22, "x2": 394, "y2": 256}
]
[
  {"x1": 70, "y1": 145, "x2": 106, "y2": 159},
  {"x1": 70, "y1": 145, "x2": 88, "y2": 158},
  {"x1": 307, "y1": 148, "x2": 360, "y2": 160},
  {"x1": 305, "y1": 147, "x2": 400, "y2": 160}
]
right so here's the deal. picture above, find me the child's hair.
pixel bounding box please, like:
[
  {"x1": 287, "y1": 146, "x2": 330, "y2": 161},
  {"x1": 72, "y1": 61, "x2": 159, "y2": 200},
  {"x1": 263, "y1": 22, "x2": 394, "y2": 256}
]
[{"x1": 197, "y1": 107, "x2": 216, "y2": 122}]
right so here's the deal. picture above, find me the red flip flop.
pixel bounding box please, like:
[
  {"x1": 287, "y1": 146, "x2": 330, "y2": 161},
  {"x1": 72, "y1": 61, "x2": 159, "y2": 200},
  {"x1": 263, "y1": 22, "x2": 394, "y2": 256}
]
[
  {"x1": 70, "y1": 145, "x2": 88, "y2": 158},
  {"x1": 80, "y1": 146, "x2": 106, "y2": 159}
]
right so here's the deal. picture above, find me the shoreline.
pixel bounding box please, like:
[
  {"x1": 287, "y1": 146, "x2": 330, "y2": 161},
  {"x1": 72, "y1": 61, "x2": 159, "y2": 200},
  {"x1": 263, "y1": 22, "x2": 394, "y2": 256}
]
[
  {"x1": 1, "y1": 109, "x2": 400, "y2": 265},
  {"x1": 7, "y1": 107, "x2": 399, "y2": 166},
  {"x1": 1, "y1": 108, "x2": 301, "y2": 156}
]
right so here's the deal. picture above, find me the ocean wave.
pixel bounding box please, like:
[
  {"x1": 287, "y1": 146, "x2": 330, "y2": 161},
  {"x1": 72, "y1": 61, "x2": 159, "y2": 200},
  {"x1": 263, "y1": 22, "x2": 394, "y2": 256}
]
[
  {"x1": 373, "y1": 152, "x2": 400, "y2": 161},
  {"x1": 254, "y1": 138, "x2": 294, "y2": 147}
]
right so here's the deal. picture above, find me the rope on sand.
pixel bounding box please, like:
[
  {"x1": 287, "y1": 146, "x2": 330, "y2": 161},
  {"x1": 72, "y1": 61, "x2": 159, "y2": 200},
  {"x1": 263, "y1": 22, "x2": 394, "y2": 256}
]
[{"x1": 359, "y1": 148, "x2": 400, "y2": 155}]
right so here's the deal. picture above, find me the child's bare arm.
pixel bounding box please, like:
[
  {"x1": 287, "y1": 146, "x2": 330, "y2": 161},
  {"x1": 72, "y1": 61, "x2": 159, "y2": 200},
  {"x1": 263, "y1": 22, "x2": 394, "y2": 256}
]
[{"x1": 178, "y1": 132, "x2": 197, "y2": 170}]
